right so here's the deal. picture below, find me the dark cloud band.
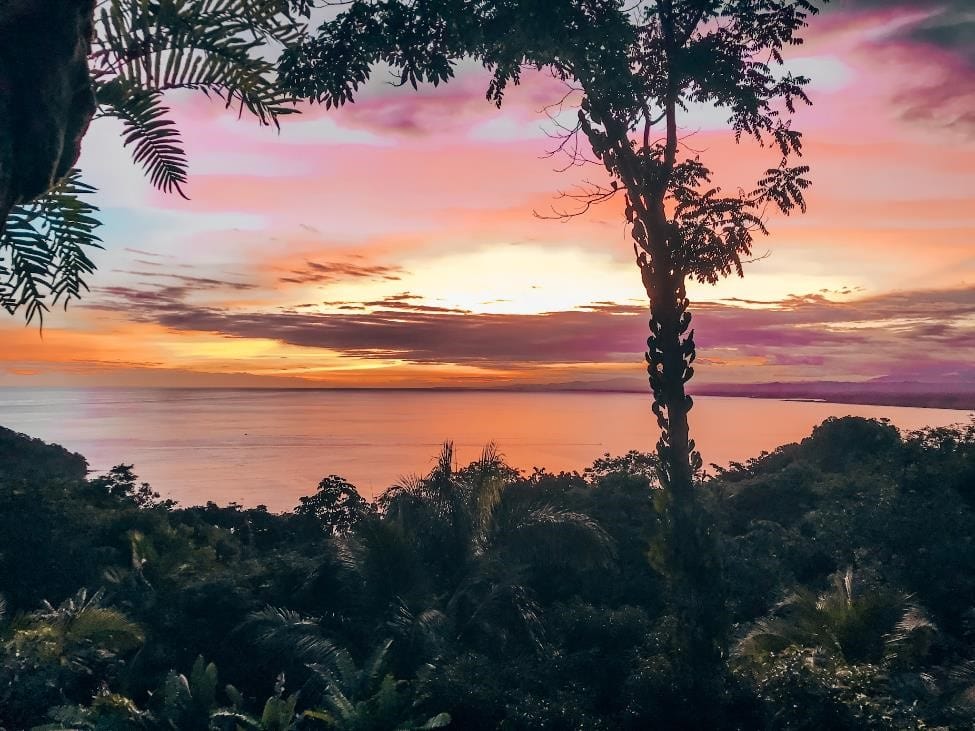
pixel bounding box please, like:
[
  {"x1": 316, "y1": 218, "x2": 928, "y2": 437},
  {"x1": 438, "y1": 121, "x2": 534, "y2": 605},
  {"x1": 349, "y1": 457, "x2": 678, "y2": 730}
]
[{"x1": 85, "y1": 284, "x2": 975, "y2": 381}]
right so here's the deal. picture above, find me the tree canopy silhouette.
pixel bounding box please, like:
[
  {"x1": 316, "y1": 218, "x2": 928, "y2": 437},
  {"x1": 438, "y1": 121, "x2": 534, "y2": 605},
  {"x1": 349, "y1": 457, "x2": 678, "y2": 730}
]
[
  {"x1": 281, "y1": 0, "x2": 829, "y2": 689},
  {"x1": 5, "y1": 417, "x2": 975, "y2": 727}
]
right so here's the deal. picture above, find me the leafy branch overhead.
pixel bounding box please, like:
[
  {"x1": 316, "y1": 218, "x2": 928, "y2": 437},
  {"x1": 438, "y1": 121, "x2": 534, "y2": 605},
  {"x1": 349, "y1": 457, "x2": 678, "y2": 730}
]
[
  {"x1": 92, "y1": 0, "x2": 304, "y2": 197},
  {"x1": 1, "y1": 0, "x2": 309, "y2": 323},
  {"x1": 0, "y1": 171, "x2": 101, "y2": 326},
  {"x1": 281, "y1": 0, "x2": 820, "y2": 282}
]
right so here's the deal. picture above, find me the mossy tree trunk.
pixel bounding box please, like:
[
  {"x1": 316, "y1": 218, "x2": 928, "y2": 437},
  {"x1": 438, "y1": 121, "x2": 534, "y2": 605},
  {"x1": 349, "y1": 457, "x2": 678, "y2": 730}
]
[{"x1": 0, "y1": 0, "x2": 96, "y2": 230}]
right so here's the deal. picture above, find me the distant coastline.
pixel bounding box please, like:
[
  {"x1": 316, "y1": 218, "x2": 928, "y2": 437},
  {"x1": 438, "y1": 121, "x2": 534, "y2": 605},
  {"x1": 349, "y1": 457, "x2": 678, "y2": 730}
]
[
  {"x1": 2, "y1": 383, "x2": 973, "y2": 411},
  {"x1": 691, "y1": 384, "x2": 975, "y2": 412}
]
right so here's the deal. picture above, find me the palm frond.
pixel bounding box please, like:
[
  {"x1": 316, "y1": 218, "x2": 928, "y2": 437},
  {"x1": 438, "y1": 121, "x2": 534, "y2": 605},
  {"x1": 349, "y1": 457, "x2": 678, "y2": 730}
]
[
  {"x1": 98, "y1": 80, "x2": 189, "y2": 197},
  {"x1": 3, "y1": 0, "x2": 306, "y2": 324},
  {"x1": 1, "y1": 171, "x2": 102, "y2": 324},
  {"x1": 885, "y1": 605, "x2": 938, "y2": 665},
  {"x1": 91, "y1": 0, "x2": 304, "y2": 197},
  {"x1": 494, "y1": 504, "x2": 616, "y2": 571},
  {"x1": 240, "y1": 605, "x2": 338, "y2": 666},
  {"x1": 13, "y1": 588, "x2": 144, "y2": 669},
  {"x1": 387, "y1": 601, "x2": 447, "y2": 642},
  {"x1": 319, "y1": 678, "x2": 357, "y2": 723},
  {"x1": 448, "y1": 573, "x2": 544, "y2": 649},
  {"x1": 210, "y1": 709, "x2": 265, "y2": 729},
  {"x1": 347, "y1": 517, "x2": 422, "y2": 604},
  {"x1": 93, "y1": 0, "x2": 301, "y2": 130},
  {"x1": 736, "y1": 571, "x2": 919, "y2": 667},
  {"x1": 378, "y1": 475, "x2": 429, "y2": 520},
  {"x1": 306, "y1": 638, "x2": 449, "y2": 730},
  {"x1": 66, "y1": 605, "x2": 145, "y2": 651},
  {"x1": 362, "y1": 638, "x2": 394, "y2": 689},
  {"x1": 432, "y1": 441, "x2": 455, "y2": 483},
  {"x1": 415, "y1": 713, "x2": 452, "y2": 730}
]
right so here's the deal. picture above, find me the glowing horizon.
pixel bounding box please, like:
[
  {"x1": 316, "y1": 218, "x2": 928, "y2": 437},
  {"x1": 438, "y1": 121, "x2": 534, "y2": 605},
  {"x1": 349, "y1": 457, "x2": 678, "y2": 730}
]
[{"x1": 2, "y1": 1, "x2": 973, "y2": 390}]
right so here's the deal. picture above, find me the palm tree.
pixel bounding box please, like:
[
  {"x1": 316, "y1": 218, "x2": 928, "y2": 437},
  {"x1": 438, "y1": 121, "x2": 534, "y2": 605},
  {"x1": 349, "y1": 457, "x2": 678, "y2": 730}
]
[
  {"x1": 2, "y1": 0, "x2": 307, "y2": 323},
  {"x1": 236, "y1": 446, "x2": 614, "y2": 721},
  {"x1": 8, "y1": 588, "x2": 144, "y2": 672},
  {"x1": 736, "y1": 569, "x2": 936, "y2": 667},
  {"x1": 241, "y1": 605, "x2": 340, "y2": 672},
  {"x1": 373, "y1": 444, "x2": 615, "y2": 654},
  {"x1": 302, "y1": 639, "x2": 451, "y2": 731},
  {"x1": 229, "y1": 612, "x2": 450, "y2": 731},
  {"x1": 734, "y1": 570, "x2": 938, "y2": 729},
  {"x1": 0, "y1": 589, "x2": 144, "y2": 726}
]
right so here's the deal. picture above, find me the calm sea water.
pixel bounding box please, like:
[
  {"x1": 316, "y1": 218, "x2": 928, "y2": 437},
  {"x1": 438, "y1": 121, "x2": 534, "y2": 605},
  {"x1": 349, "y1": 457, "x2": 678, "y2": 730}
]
[{"x1": 0, "y1": 388, "x2": 970, "y2": 511}]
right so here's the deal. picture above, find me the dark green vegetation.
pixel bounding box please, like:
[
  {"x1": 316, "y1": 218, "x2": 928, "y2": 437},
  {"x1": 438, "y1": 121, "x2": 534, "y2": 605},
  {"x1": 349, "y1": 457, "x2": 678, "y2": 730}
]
[{"x1": 1, "y1": 416, "x2": 974, "y2": 729}]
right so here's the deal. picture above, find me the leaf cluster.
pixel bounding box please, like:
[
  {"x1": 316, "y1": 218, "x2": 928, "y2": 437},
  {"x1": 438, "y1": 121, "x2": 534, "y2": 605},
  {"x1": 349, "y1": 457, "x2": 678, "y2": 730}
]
[
  {"x1": 0, "y1": 170, "x2": 101, "y2": 324},
  {"x1": 283, "y1": 0, "x2": 827, "y2": 285},
  {"x1": 4, "y1": 0, "x2": 307, "y2": 323}
]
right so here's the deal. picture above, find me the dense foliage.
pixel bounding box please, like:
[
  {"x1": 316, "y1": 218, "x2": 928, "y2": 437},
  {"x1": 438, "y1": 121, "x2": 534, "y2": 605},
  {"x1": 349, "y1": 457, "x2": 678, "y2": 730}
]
[{"x1": 1, "y1": 415, "x2": 974, "y2": 729}]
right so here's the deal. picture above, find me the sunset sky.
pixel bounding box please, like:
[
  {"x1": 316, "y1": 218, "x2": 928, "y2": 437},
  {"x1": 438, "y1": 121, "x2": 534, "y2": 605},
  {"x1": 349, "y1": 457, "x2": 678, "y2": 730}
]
[{"x1": 3, "y1": 0, "x2": 973, "y2": 390}]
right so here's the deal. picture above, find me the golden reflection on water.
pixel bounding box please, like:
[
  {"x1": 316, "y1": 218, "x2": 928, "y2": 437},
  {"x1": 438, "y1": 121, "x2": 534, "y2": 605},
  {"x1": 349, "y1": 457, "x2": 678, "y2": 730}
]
[{"x1": 0, "y1": 389, "x2": 969, "y2": 511}]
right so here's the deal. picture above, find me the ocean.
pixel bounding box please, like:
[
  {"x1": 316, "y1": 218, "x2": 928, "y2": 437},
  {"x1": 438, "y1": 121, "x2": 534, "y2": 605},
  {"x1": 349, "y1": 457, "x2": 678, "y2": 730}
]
[{"x1": 0, "y1": 388, "x2": 969, "y2": 512}]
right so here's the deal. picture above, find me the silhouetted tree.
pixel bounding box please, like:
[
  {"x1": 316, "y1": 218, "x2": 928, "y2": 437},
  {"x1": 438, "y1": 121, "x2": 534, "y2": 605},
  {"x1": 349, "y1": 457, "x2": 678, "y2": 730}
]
[
  {"x1": 90, "y1": 464, "x2": 169, "y2": 509},
  {"x1": 280, "y1": 0, "x2": 829, "y2": 693},
  {"x1": 296, "y1": 475, "x2": 373, "y2": 535}
]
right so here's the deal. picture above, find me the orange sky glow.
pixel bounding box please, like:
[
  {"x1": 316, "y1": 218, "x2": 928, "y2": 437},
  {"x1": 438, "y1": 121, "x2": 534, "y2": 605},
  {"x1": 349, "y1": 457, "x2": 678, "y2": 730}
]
[{"x1": 2, "y1": 3, "x2": 973, "y2": 390}]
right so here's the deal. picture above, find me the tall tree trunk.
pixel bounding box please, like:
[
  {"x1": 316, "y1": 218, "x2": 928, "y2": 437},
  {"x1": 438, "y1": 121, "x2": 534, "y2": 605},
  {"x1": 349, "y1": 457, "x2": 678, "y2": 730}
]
[
  {"x1": 637, "y1": 218, "x2": 724, "y2": 709},
  {"x1": 582, "y1": 57, "x2": 726, "y2": 707},
  {"x1": 638, "y1": 11, "x2": 727, "y2": 696}
]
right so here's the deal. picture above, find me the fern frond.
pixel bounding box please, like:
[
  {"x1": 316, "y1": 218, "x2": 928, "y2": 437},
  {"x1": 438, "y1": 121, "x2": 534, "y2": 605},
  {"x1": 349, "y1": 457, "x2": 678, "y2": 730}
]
[
  {"x1": 3, "y1": 0, "x2": 305, "y2": 323},
  {"x1": 98, "y1": 81, "x2": 189, "y2": 197},
  {"x1": 93, "y1": 0, "x2": 301, "y2": 129},
  {"x1": 0, "y1": 170, "x2": 102, "y2": 324}
]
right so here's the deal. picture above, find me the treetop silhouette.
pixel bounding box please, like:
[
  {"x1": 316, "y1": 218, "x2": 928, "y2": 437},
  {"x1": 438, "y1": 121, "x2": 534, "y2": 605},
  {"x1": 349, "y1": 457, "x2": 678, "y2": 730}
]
[
  {"x1": 283, "y1": 0, "x2": 824, "y2": 489},
  {"x1": 282, "y1": 0, "x2": 829, "y2": 692}
]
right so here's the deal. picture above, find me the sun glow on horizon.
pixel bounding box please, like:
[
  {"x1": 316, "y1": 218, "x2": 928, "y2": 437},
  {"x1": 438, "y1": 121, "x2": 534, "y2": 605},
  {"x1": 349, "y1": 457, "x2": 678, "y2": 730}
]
[{"x1": 0, "y1": 2, "x2": 972, "y2": 389}]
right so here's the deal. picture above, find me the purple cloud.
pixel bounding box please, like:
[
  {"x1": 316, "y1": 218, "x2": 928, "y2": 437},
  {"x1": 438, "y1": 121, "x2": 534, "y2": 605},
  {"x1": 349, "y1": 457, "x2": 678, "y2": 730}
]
[
  {"x1": 84, "y1": 282, "x2": 975, "y2": 384},
  {"x1": 838, "y1": 0, "x2": 975, "y2": 135}
]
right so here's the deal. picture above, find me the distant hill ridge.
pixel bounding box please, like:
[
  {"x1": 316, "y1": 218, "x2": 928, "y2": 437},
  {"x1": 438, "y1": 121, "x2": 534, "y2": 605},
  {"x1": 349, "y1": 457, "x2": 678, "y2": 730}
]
[
  {"x1": 693, "y1": 381, "x2": 975, "y2": 411},
  {"x1": 0, "y1": 426, "x2": 88, "y2": 483},
  {"x1": 504, "y1": 377, "x2": 975, "y2": 410}
]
